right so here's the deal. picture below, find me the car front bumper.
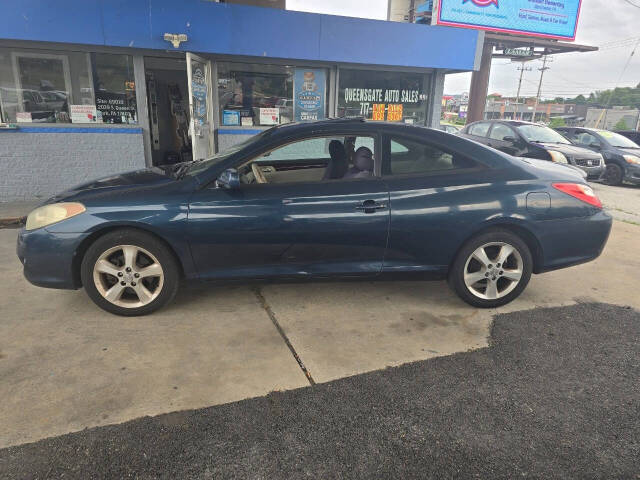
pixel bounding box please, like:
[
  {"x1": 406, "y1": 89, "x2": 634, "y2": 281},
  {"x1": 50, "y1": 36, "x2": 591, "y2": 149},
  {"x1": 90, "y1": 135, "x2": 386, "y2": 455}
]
[
  {"x1": 623, "y1": 163, "x2": 640, "y2": 184},
  {"x1": 17, "y1": 227, "x2": 88, "y2": 289},
  {"x1": 574, "y1": 163, "x2": 605, "y2": 180}
]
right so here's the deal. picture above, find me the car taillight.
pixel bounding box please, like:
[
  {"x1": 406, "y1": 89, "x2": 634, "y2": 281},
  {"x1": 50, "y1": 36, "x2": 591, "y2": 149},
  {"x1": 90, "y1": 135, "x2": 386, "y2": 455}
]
[{"x1": 552, "y1": 183, "x2": 602, "y2": 208}]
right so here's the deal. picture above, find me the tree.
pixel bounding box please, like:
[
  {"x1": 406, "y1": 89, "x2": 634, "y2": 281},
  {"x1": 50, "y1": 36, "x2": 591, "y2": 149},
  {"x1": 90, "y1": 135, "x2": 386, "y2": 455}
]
[
  {"x1": 614, "y1": 118, "x2": 629, "y2": 130},
  {"x1": 549, "y1": 117, "x2": 566, "y2": 128}
]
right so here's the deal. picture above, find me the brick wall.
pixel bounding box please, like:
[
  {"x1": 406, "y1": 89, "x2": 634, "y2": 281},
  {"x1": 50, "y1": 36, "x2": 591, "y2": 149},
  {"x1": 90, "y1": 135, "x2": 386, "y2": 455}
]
[{"x1": 0, "y1": 127, "x2": 146, "y2": 202}]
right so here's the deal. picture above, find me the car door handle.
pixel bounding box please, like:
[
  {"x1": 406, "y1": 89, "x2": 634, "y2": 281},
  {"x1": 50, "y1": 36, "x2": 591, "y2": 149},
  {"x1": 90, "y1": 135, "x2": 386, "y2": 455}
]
[{"x1": 355, "y1": 200, "x2": 387, "y2": 214}]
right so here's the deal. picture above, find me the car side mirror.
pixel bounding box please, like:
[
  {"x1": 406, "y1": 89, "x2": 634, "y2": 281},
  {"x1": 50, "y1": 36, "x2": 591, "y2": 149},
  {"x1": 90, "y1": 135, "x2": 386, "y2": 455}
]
[
  {"x1": 216, "y1": 168, "x2": 240, "y2": 189},
  {"x1": 589, "y1": 143, "x2": 601, "y2": 150},
  {"x1": 503, "y1": 136, "x2": 517, "y2": 143}
]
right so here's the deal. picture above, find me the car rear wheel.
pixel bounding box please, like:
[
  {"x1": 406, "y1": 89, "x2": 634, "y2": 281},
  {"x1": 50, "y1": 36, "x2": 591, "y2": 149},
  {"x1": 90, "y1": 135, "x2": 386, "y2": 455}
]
[
  {"x1": 449, "y1": 229, "x2": 532, "y2": 308},
  {"x1": 81, "y1": 229, "x2": 180, "y2": 316},
  {"x1": 604, "y1": 163, "x2": 624, "y2": 186}
]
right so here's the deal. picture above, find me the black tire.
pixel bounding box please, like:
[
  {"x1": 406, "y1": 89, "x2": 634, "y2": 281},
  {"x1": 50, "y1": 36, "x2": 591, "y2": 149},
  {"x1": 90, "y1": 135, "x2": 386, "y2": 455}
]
[
  {"x1": 448, "y1": 229, "x2": 533, "y2": 308},
  {"x1": 604, "y1": 163, "x2": 624, "y2": 186},
  {"x1": 80, "y1": 228, "x2": 180, "y2": 316}
]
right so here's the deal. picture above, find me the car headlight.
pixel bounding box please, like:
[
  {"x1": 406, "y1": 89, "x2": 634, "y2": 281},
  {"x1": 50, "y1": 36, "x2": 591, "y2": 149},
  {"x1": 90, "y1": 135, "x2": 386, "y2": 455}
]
[
  {"x1": 548, "y1": 151, "x2": 568, "y2": 164},
  {"x1": 623, "y1": 154, "x2": 640, "y2": 165},
  {"x1": 25, "y1": 202, "x2": 86, "y2": 231}
]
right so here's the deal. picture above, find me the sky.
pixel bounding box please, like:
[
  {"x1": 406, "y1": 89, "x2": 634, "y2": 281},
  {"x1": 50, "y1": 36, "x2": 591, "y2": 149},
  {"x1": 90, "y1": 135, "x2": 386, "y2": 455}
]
[{"x1": 286, "y1": 0, "x2": 640, "y2": 99}]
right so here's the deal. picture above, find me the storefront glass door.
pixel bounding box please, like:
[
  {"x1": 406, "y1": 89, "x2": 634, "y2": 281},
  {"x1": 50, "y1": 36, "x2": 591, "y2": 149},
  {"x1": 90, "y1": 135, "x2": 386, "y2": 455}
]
[{"x1": 186, "y1": 52, "x2": 213, "y2": 160}]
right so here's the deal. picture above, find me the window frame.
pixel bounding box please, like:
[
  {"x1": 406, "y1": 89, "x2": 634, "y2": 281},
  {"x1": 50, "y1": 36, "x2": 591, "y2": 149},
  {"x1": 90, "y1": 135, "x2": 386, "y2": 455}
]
[
  {"x1": 11, "y1": 51, "x2": 74, "y2": 113},
  {"x1": 381, "y1": 133, "x2": 485, "y2": 179},
  {"x1": 222, "y1": 130, "x2": 383, "y2": 189}
]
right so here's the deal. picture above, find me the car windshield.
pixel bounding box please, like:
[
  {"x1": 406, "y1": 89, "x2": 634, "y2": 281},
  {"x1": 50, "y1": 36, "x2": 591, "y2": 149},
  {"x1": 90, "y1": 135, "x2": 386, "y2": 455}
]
[
  {"x1": 516, "y1": 124, "x2": 571, "y2": 144},
  {"x1": 181, "y1": 129, "x2": 274, "y2": 177},
  {"x1": 596, "y1": 130, "x2": 640, "y2": 148}
]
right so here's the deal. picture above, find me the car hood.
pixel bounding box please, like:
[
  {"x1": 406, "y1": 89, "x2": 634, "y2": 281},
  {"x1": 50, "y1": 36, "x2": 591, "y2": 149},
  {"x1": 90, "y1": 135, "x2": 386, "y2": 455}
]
[
  {"x1": 536, "y1": 143, "x2": 601, "y2": 158},
  {"x1": 45, "y1": 168, "x2": 175, "y2": 204},
  {"x1": 616, "y1": 147, "x2": 640, "y2": 157}
]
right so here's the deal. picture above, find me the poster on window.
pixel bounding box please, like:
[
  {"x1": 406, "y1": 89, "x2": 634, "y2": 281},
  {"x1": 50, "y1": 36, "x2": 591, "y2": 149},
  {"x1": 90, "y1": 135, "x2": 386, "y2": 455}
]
[
  {"x1": 259, "y1": 107, "x2": 280, "y2": 125},
  {"x1": 191, "y1": 66, "x2": 208, "y2": 126},
  {"x1": 293, "y1": 68, "x2": 326, "y2": 122},
  {"x1": 70, "y1": 104, "x2": 101, "y2": 123},
  {"x1": 95, "y1": 91, "x2": 137, "y2": 124}
]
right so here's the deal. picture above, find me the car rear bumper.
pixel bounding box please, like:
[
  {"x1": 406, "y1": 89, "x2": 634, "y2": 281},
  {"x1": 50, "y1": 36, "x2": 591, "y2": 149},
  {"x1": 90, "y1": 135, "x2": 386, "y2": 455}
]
[
  {"x1": 535, "y1": 210, "x2": 612, "y2": 273},
  {"x1": 17, "y1": 227, "x2": 87, "y2": 289}
]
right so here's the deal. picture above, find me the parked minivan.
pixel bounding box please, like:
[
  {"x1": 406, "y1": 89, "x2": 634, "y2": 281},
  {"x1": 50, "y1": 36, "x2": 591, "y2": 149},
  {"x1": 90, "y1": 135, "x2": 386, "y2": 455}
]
[
  {"x1": 556, "y1": 127, "x2": 640, "y2": 186},
  {"x1": 460, "y1": 120, "x2": 604, "y2": 180}
]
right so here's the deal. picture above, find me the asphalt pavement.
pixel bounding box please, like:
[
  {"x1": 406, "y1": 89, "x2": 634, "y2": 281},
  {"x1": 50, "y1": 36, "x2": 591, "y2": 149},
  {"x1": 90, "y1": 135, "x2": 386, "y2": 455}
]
[{"x1": 1, "y1": 302, "x2": 638, "y2": 479}]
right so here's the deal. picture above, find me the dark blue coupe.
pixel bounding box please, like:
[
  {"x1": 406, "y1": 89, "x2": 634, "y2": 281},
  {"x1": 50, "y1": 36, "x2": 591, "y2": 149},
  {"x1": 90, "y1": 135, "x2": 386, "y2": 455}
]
[{"x1": 17, "y1": 119, "x2": 612, "y2": 315}]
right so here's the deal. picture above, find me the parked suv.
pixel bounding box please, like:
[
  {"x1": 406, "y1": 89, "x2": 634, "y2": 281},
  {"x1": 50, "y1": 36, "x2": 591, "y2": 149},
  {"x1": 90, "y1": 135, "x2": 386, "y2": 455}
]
[
  {"x1": 556, "y1": 127, "x2": 640, "y2": 186},
  {"x1": 460, "y1": 120, "x2": 604, "y2": 180}
]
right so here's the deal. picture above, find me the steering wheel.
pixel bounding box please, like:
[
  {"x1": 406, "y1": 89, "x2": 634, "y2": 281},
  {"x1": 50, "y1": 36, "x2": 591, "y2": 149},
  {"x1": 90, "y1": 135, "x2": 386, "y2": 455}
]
[{"x1": 251, "y1": 163, "x2": 268, "y2": 184}]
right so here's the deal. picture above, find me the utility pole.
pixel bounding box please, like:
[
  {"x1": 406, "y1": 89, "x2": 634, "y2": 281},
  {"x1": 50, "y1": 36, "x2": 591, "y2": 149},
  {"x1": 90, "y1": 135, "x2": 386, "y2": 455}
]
[
  {"x1": 514, "y1": 62, "x2": 532, "y2": 120},
  {"x1": 533, "y1": 55, "x2": 551, "y2": 123}
]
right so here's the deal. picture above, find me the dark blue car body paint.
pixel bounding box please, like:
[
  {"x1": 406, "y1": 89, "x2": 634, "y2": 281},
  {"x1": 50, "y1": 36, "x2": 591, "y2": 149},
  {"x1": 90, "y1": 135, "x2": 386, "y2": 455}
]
[{"x1": 17, "y1": 121, "x2": 612, "y2": 290}]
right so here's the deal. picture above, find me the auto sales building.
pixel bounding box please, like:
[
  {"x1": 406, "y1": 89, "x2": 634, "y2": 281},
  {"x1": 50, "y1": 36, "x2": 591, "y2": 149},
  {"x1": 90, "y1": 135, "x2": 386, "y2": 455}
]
[{"x1": 0, "y1": 0, "x2": 483, "y2": 202}]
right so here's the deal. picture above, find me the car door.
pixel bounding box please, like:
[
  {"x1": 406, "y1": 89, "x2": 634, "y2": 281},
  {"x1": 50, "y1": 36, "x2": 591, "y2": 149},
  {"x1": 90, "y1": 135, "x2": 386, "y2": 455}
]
[
  {"x1": 486, "y1": 123, "x2": 521, "y2": 156},
  {"x1": 187, "y1": 132, "x2": 390, "y2": 280},
  {"x1": 380, "y1": 132, "x2": 504, "y2": 273}
]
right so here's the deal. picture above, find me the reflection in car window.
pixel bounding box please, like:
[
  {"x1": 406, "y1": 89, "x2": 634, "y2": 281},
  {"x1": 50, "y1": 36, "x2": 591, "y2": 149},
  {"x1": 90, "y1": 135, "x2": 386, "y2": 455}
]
[
  {"x1": 468, "y1": 122, "x2": 491, "y2": 137},
  {"x1": 265, "y1": 137, "x2": 341, "y2": 162},
  {"x1": 516, "y1": 124, "x2": 571, "y2": 144},
  {"x1": 489, "y1": 124, "x2": 515, "y2": 141},
  {"x1": 183, "y1": 129, "x2": 275, "y2": 176},
  {"x1": 386, "y1": 137, "x2": 475, "y2": 175}
]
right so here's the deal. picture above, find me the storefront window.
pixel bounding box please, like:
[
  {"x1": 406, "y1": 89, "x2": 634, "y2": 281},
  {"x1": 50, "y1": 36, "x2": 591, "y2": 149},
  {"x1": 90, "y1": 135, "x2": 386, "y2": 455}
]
[
  {"x1": 217, "y1": 62, "x2": 327, "y2": 127},
  {"x1": 337, "y1": 68, "x2": 430, "y2": 125},
  {"x1": 0, "y1": 48, "x2": 137, "y2": 124},
  {"x1": 91, "y1": 53, "x2": 137, "y2": 124}
]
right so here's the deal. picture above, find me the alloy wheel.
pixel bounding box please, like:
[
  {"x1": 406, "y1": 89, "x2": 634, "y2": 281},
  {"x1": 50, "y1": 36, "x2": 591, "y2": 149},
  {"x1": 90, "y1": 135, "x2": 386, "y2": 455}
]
[
  {"x1": 463, "y1": 242, "x2": 523, "y2": 300},
  {"x1": 92, "y1": 244, "x2": 164, "y2": 308}
]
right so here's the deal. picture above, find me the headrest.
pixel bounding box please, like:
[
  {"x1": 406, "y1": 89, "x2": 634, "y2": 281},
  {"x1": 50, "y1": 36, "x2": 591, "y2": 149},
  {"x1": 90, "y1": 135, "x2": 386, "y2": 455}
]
[
  {"x1": 353, "y1": 146, "x2": 373, "y2": 171},
  {"x1": 329, "y1": 140, "x2": 345, "y2": 159}
]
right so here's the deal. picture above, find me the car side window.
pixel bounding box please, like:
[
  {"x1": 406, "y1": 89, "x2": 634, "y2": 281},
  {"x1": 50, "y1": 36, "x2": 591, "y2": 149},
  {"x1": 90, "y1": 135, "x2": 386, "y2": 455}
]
[
  {"x1": 263, "y1": 137, "x2": 336, "y2": 162},
  {"x1": 384, "y1": 136, "x2": 476, "y2": 176},
  {"x1": 238, "y1": 134, "x2": 377, "y2": 185},
  {"x1": 573, "y1": 131, "x2": 600, "y2": 147},
  {"x1": 489, "y1": 124, "x2": 515, "y2": 142},
  {"x1": 468, "y1": 122, "x2": 491, "y2": 137}
]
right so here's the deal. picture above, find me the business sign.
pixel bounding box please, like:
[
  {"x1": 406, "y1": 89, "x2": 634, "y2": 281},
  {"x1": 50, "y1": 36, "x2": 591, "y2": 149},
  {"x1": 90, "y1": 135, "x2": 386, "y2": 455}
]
[
  {"x1": 434, "y1": 0, "x2": 582, "y2": 41},
  {"x1": 293, "y1": 68, "x2": 326, "y2": 122}
]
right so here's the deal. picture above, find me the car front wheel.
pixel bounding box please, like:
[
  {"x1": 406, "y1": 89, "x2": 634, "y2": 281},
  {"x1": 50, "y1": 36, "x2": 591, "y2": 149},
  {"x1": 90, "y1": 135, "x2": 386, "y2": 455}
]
[
  {"x1": 81, "y1": 229, "x2": 180, "y2": 316},
  {"x1": 604, "y1": 163, "x2": 624, "y2": 186},
  {"x1": 449, "y1": 229, "x2": 532, "y2": 308}
]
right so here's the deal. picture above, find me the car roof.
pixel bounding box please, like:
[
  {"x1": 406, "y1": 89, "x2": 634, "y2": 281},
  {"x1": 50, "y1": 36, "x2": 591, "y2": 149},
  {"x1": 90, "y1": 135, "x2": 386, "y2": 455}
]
[{"x1": 263, "y1": 117, "x2": 443, "y2": 138}]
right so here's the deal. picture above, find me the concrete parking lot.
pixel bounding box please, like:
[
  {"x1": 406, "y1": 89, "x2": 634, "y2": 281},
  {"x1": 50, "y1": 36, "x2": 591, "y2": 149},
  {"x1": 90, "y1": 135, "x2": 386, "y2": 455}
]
[{"x1": 1, "y1": 210, "x2": 639, "y2": 449}]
